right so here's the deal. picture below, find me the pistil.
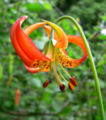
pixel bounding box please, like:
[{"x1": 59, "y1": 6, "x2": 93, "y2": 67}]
[{"x1": 52, "y1": 62, "x2": 65, "y2": 91}]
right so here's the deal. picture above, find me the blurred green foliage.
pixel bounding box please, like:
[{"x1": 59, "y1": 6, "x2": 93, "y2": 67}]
[{"x1": 0, "y1": 0, "x2": 106, "y2": 120}]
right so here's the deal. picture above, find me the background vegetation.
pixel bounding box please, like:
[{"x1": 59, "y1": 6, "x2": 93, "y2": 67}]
[{"x1": 0, "y1": 0, "x2": 106, "y2": 120}]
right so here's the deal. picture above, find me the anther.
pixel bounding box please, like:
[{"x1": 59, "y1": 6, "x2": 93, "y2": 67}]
[
  {"x1": 59, "y1": 84, "x2": 65, "y2": 91},
  {"x1": 70, "y1": 76, "x2": 77, "y2": 86},
  {"x1": 68, "y1": 82, "x2": 74, "y2": 91},
  {"x1": 43, "y1": 80, "x2": 49, "y2": 88}
]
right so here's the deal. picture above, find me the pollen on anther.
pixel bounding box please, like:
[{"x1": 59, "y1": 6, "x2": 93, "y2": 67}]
[
  {"x1": 68, "y1": 82, "x2": 74, "y2": 91},
  {"x1": 59, "y1": 84, "x2": 65, "y2": 91},
  {"x1": 70, "y1": 77, "x2": 77, "y2": 86},
  {"x1": 43, "y1": 80, "x2": 49, "y2": 88}
]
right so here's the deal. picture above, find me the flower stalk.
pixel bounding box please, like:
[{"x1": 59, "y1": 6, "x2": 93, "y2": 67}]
[{"x1": 56, "y1": 16, "x2": 104, "y2": 120}]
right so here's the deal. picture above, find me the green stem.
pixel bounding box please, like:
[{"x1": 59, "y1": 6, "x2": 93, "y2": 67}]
[{"x1": 56, "y1": 16, "x2": 105, "y2": 120}]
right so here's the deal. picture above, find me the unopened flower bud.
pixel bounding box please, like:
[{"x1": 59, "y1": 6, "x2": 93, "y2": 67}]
[{"x1": 15, "y1": 89, "x2": 20, "y2": 106}]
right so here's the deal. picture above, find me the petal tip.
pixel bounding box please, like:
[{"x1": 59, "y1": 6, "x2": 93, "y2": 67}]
[{"x1": 22, "y1": 15, "x2": 28, "y2": 19}]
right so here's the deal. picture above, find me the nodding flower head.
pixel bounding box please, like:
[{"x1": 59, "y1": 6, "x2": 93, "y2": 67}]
[{"x1": 10, "y1": 16, "x2": 88, "y2": 91}]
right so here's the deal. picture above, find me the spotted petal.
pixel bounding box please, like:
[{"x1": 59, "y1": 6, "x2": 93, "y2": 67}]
[
  {"x1": 57, "y1": 35, "x2": 88, "y2": 68},
  {"x1": 23, "y1": 22, "x2": 52, "y2": 73},
  {"x1": 10, "y1": 16, "x2": 50, "y2": 67},
  {"x1": 24, "y1": 64, "x2": 41, "y2": 73}
]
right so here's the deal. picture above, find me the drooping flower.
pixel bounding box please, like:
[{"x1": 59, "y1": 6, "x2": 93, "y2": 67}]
[{"x1": 10, "y1": 16, "x2": 88, "y2": 91}]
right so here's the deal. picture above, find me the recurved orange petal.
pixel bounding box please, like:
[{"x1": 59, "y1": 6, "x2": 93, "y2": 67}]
[
  {"x1": 44, "y1": 25, "x2": 67, "y2": 55},
  {"x1": 68, "y1": 35, "x2": 87, "y2": 57},
  {"x1": 67, "y1": 35, "x2": 88, "y2": 62},
  {"x1": 57, "y1": 35, "x2": 88, "y2": 68},
  {"x1": 43, "y1": 21, "x2": 68, "y2": 49},
  {"x1": 10, "y1": 16, "x2": 33, "y2": 65},
  {"x1": 24, "y1": 22, "x2": 47, "y2": 35},
  {"x1": 24, "y1": 64, "x2": 41, "y2": 73},
  {"x1": 10, "y1": 16, "x2": 50, "y2": 66}
]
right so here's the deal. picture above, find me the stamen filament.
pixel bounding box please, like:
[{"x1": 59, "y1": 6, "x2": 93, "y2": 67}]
[
  {"x1": 56, "y1": 64, "x2": 68, "y2": 84},
  {"x1": 52, "y1": 63, "x2": 62, "y2": 85},
  {"x1": 59, "y1": 63, "x2": 71, "y2": 78}
]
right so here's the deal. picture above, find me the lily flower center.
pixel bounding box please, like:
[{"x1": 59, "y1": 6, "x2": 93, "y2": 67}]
[{"x1": 39, "y1": 30, "x2": 77, "y2": 91}]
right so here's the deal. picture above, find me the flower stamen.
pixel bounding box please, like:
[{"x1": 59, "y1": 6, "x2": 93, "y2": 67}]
[
  {"x1": 70, "y1": 76, "x2": 77, "y2": 86},
  {"x1": 56, "y1": 64, "x2": 68, "y2": 84},
  {"x1": 68, "y1": 82, "x2": 74, "y2": 90},
  {"x1": 59, "y1": 63, "x2": 71, "y2": 78},
  {"x1": 59, "y1": 84, "x2": 65, "y2": 91},
  {"x1": 43, "y1": 80, "x2": 49, "y2": 88},
  {"x1": 52, "y1": 62, "x2": 65, "y2": 91}
]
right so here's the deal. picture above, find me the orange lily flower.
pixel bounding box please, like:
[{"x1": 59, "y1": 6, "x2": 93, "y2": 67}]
[{"x1": 10, "y1": 16, "x2": 87, "y2": 91}]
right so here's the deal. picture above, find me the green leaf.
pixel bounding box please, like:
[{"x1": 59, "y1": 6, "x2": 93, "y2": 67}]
[
  {"x1": 98, "y1": 34, "x2": 106, "y2": 40},
  {"x1": 0, "y1": 64, "x2": 3, "y2": 80},
  {"x1": 43, "y1": 2, "x2": 52, "y2": 10},
  {"x1": 26, "y1": 3, "x2": 43, "y2": 12}
]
